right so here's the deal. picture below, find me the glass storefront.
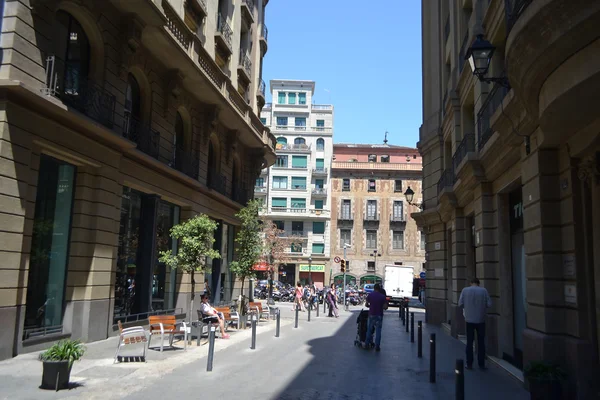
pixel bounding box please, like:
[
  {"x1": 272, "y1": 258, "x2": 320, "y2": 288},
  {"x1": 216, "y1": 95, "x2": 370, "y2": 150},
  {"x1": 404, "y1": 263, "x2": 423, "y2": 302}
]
[
  {"x1": 360, "y1": 275, "x2": 383, "y2": 286},
  {"x1": 154, "y1": 201, "x2": 179, "y2": 311},
  {"x1": 24, "y1": 155, "x2": 76, "y2": 339},
  {"x1": 333, "y1": 274, "x2": 357, "y2": 287}
]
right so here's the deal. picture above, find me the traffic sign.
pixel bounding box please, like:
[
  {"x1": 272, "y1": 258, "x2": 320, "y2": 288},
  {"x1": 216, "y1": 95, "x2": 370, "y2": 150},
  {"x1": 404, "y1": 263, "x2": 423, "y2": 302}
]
[
  {"x1": 420, "y1": 271, "x2": 426, "y2": 279},
  {"x1": 333, "y1": 256, "x2": 341, "y2": 263}
]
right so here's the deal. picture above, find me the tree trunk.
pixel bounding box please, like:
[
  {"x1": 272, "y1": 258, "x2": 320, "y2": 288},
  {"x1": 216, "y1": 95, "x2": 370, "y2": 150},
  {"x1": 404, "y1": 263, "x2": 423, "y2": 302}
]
[
  {"x1": 189, "y1": 270, "x2": 195, "y2": 324},
  {"x1": 239, "y1": 277, "x2": 245, "y2": 318}
]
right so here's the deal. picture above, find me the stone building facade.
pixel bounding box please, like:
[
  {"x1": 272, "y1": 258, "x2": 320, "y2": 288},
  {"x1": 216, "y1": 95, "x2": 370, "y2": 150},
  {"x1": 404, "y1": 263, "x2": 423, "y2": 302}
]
[
  {"x1": 416, "y1": 0, "x2": 600, "y2": 397},
  {"x1": 0, "y1": 0, "x2": 275, "y2": 360},
  {"x1": 330, "y1": 144, "x2": 425, "y2": 286}
]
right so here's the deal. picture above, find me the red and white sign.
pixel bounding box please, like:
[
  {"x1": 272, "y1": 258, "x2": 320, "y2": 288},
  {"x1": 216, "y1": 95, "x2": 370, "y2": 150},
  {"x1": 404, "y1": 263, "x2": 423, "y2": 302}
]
[{"x1": 333, "y1": 256, "x2": 341, "y2": 263}]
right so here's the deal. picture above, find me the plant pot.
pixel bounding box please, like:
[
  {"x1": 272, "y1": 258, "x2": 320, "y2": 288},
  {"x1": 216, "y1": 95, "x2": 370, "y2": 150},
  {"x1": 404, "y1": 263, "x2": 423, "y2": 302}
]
[
  {"x1": 529, "y1": 378, "x2": 562, "y2": 400},
  {"x1": 41, "y1": 360, "x2": 71, "y2": 390}
]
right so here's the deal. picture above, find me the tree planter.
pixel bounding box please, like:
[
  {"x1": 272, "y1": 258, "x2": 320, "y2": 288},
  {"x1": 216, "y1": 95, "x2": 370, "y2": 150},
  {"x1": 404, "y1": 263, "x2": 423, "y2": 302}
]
[{"x1": 40, "y1": 360, "x2": 72, "y2": 390}]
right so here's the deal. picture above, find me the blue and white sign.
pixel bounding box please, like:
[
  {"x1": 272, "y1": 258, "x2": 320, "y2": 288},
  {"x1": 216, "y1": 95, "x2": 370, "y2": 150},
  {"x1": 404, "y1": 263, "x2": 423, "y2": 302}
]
[{"x1": 419, "y1": 271, "x2": 426, "y2": 279}]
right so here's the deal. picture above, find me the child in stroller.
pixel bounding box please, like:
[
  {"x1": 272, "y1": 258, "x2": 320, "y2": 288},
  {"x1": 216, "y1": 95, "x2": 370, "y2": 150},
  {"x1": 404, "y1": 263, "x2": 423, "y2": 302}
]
[{"x1": 354, "y1": 309, "x2": 375, "y2": 348}]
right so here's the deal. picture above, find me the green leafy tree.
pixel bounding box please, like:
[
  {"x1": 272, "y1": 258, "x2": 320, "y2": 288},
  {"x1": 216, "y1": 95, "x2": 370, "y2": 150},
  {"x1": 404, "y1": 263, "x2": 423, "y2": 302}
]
[
  {"x1": 159, "y1": 214, "x2": 221, "y2": 321},
  {"x1": 229, "y1": 199, "x2": 262, "y2": 315}
]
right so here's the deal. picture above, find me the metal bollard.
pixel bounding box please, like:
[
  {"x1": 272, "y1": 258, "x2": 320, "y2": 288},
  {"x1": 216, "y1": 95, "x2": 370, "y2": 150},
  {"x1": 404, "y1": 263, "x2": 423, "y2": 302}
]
[
  {"x1": 295, "y1": 305, "x2": 299, "y2": 328},
  {"x1": 399, "y1": 302, "x2": 403, "y2": 320},
  {"x1": 316, "y1": 301, "x2": 319, "y2": 317},
  {"x1": 418, "y1": 321, "x2": 423, "y2": 358},
  {"x1": 275, "y1": 309, "x2": 280, "y2": 337},
  {"x1": 455, "y1": 359, "x2": 465, "y2": 400},
  {"x1": 429, "y1": 333, "x2": 436, "y2": 383},
  {"x1": 406, "y1": 305, "x2": 409, "y2": 333},
  {"x1": 251, "y1": 315, "x2": 257, "y2": 349},
  {"x1": 308, "y1": 304, "x2": 311, "y2": 322},
  {"x1": 207, "y1": 326, "x2": 216, "y2": 371},
  {"x1": 410, "y1": 312, "x2": 415, "y2": 343}
]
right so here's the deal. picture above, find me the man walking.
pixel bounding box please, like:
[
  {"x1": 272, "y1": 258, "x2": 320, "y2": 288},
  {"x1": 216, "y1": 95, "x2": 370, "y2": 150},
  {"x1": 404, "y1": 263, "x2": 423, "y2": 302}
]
[
  {"x1": 458, "y1": 278, "x2": 491, "y2": 369},
  {"x1": 364, "y1": 283, "x2": 386, "y2": 351}
]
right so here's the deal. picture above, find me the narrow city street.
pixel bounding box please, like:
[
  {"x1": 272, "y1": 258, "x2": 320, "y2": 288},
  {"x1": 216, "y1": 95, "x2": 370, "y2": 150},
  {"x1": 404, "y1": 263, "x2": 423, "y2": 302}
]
[{"x1": 0, "y1": 304, "x2": 529, "y2": 400}]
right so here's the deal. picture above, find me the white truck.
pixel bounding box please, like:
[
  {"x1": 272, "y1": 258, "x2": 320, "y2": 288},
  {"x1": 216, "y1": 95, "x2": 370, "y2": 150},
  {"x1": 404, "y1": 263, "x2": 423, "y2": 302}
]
[{"x1": 383, "y1": 265, "x2": 414, "y2": 306}]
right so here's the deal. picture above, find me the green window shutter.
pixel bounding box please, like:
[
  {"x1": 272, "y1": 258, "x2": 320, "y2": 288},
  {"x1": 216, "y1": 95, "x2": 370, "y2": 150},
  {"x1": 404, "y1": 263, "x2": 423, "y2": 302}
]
[
  {"x1": 312, "y1": 243, "x2": 325, "y2": 254},
  {"x1": 292, "y1": 156, "x2": 307, "y2": 168},
  {"x1": 291, "y1": 198, "x2": 306, "y2": 208},
  {"x1": 277, "y1": 137, "x2": 287, "y2": 145},
  {"x1": 315, "y1": 179, "x2": 324, "y2": 188},
  {"x1": 313, "y1": 221, "x2": 325, "y2": 234},
  {"x1": 278, "y1": 92, "x2": 286, "y2": 104},
  {"x1": 288, "y1": 93, "x2": 296, "y2": 104},
  {"x1": 316, "y1": 158, "x2": 324, "y2": 169},
  {"x1": 291, "y1": 176, "x2": 306, "y2": 189},
  {"x1": 314, "y1": 200, "x2": 323, "y2": 209},
  {"x1": 272, "y1": 198, "x2": 287, "y2": 208},
  {"x1": 299, "y1": 93, "x2": 306, "y2": 104}
]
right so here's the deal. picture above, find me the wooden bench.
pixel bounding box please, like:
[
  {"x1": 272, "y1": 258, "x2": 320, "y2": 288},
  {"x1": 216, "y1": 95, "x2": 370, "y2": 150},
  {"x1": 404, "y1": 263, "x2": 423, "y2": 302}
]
[
  {"x1": 248, "y1": 302, "x2": 270, "y2": 321},
  {"x1": 114, "y1": 321, "x2": 148, "y2": 363},
  {"x1": 215, "y1": 307, "x2": 240, "y2": 330},
  {"x1": 148, "y1": 315, "x2": 188, "y2": 352}
]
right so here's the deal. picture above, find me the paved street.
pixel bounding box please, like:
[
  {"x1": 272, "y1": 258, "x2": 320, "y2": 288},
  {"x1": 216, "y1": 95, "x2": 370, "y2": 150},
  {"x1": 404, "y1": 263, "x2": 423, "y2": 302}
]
[{"x1": 0, "y1": 303, "x2": 530, "y2": 400}]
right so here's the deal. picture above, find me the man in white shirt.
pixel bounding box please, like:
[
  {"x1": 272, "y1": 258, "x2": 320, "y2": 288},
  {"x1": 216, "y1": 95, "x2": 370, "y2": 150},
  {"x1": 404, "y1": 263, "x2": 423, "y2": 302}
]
[
  {"x1": 199, "y1": 294, "x2": 229, "y2": 339},
  {"x1": 458, "y1": 278, "x2": 491, "y2": 370}
]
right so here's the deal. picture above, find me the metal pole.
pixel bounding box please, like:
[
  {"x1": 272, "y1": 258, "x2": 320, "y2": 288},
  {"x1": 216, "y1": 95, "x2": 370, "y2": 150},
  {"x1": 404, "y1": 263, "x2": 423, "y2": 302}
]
[
  {"x1": 207, "y1": 326, "x2": 216, "y2": 371},
  {"x1": 410, "y1": 312, "x2": 415, "y2": 342},
  {"x1": 275, "y1": 309, "x2": 280, "y2": 337},
  {"x1": 455, "y1": 359, "x2": 465, "y2": 400},
  {"x1": 429, "y1": 333, "x2": 436, "y2": 383},
  {"x1": 308, "y1": 303, "x2": 311, "y2": 322},
  {"x1": 406, "y1": 304, "x2": 409, "y2": 332},
  {"x1": 294, "y1": 305, "x2": 299, "y2": 328},
  {"x1": 316, "y1": 296, "x2": 319, "y2": 317},
  {"x1": 251, "y1": 315, "x2": 257, "y2": 349},
  {"x1": 418, "y1": 320, "x2": 423, "y2": 358},
  {"x1": 399, "y1": 300, "x2": 403, "y2": 319},
  {"x1": 343, "y1": 246, "x2": 347, "y2": 311},
  {"x1": 401, "y1": 301, "x2": 405, "y2": 324}
]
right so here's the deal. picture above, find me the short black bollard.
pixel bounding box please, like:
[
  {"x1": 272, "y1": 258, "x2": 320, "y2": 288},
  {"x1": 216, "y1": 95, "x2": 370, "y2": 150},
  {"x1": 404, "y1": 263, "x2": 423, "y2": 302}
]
[
  {"x1": 308, "y1": 304, "x2": 311, "y2": 322},
  {"x1": 275, "y1": 309, "x2": 281, "y2": 337},
  {"x1": 429, "y1": 333, "x2": 436, "y2": 383},
  {"x1": 207, "y1": 326, "x2": 216, "y2": 372},
  {"x1": 418, "y1": 321, "x2": 423, "y2": 358},
  {"x1": 251, "y1": 315, "x2": 257, "y2": 349},
  {"x1": 400, "y1": 302, "x2": 404, "y2": 323},
  {"x1": 455, "y1": 359, "x2": 465, "y2": 400},
  {"x1": 316, "y1": 301, "x2": 319, "y2": 317},
  {"x1": 410, "y1": 312, "x2": 415, "y2": 343},
  {"x1": 295, "y1": 305, "x2": 299, "y2": 328},
  {"x1": 406, "y1": 305, "x2": 409, "y2": 333}
]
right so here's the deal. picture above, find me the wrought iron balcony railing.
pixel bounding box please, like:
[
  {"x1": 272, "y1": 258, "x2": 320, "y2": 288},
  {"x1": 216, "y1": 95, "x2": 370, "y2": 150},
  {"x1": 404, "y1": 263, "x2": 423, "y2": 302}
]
[
  {"x1": 173, "y1": 147, "x2": 199, "y2": 179},
  {"x1": 254, "y1": 185, "x2": 267, "y2": 193},
  {"x1": 437, "y1": 167, "x2": 455, "y2": 195},
  {"x1": 452, "y1": 133, "x2": 475, "y2": 172},
  {"x1": 208, "y1": 172, "x2": 227, "y2": 195},
  {"x1": 506, "y1": 0, "x2": 532, "y2": 35},
  {"x1": 239, "y1": 50, "x2": 252, "y2": 77},
  {"x1": 477, "y1": 83, "x2": 510, "y2": 151},
  {"x1": 312, "y1": 168, "x2": 328, "y2": 175},
  {"x1": 312, "y1": 188, "x2": 327, "y2": 196},
  {"x1": 216, "y1": 13, "x2": 233, "y2": 50},
  {"x1": 123, "y1": 114, "x2": 160, "y2": 159},
  {"x1": 232, "y1": 186, "x2": 249, "y2": 205}
]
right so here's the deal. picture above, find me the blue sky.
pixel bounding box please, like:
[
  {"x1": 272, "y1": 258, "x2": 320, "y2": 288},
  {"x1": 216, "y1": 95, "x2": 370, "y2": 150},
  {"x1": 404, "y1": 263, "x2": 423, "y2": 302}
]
[{"x1": 262, "y1": 0, "x2": 423, "y2": 148}]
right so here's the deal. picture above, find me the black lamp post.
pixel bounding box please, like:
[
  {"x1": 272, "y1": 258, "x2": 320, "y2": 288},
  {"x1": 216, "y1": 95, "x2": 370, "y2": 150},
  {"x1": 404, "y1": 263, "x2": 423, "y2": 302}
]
[
  {"x1": 404, "y1": 186, "x2": 423, "y2": 210},
  {"x1": 465, "y1": 34, "x2": 510, "y2": 88},
  {"x1": 369, "y1": 250, "x2": 381, "y2": 274},
  {"x1": 308, "y1": 256, "x2": 312, "y2": 285},
  {"x1": 268, "y1": 253, "x2": 274, "y2": 305}
]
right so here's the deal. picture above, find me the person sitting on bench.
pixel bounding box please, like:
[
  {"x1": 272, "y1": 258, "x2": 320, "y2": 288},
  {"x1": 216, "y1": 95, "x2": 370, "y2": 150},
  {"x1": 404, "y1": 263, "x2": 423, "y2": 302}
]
[{"x1": 199, "y1": 294, "x2": 230, "y2": 339}]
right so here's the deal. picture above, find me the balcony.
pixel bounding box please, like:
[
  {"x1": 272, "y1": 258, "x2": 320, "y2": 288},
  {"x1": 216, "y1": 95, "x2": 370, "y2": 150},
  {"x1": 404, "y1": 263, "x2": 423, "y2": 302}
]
[
  {"x1": 173, "y1": 147, "x2": 199, "y2": 179},
  {"x1": 311, "y1": 188, "x2": 327, "y2": 197},
  {"x1": 390, "y1": 213, "x2": 406, "y2": 223},
  {"x1": 254, "y1": 185, "x2": 267, "y2": 195},
  {"x1": 208, "y1": 172, "x2": 227, "y2": 195},
  {"x1": 241, "y1": 0, "x2": 255, "y2": 23},
  {"x1": 338, "y1": 211, "x2": 353, "y2": 222},
  {"x1": 437, "y1": 168, "x2": 455, "y2": 195},
  {"x1": 331, "y1": 161, "x2": 422, "y2": 172},
  {"x1": 477, "y1": 83, "x2": 510, "y2": 151},
  {"x1": 260, "y1": 24, "x2": 268, "y2": 54},
  {"x1": 291, "y1": 230, "x2": 305, "y2": 237},
  {"x1": 238, "y1": 50, "x2": 252, "y2": 82},
  {"x1": 311, "y1": 104, "x2": 333, "y2": 111},
  {"x1": 257, "y1": 79, "x2": 266, "y2": 103},
  {"x1": 186, "y1": 0, "x2": 208, "y2": 21},
  {"x1": 452, "y1": 133, "x2": 475, "y2": 172},
  {"x1": 215, "y1": 13, "x2": 233, "y2": 55},
  {"x1": 275, "y1": 143, "x2": 311, "y2": 153},
  {"x1": 312, "y1": 168, "x2": 328, "y2": 176},
  {"x1": 232, "y1": 186, "x2": 249, "y2": 205},
  {"x1": 290, "y1": 184, "x2": 307, "y2": 190},
  {"x1": 264, "y1": 207, "x2": 329, "y2": 217},
  {"x1": 506, "y1": 0, "x2": 533, "y2": 35},
  {"x1": 364, "y1": 213, "x2": 380, "y2": 222},
  {"x1": 122, "y1": 114, "x2": 160, "y2": 159}
]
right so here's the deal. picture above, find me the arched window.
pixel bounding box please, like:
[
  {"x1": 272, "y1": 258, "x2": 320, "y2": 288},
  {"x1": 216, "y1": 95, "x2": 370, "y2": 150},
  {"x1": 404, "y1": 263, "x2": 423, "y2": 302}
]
[
  {"x1": 276, "y1": 137, "x2": 287, "y2": 145},
  {"x1": 316, "y1": 138, "x2": 325, "y2": 151},
  {"x1": 124, "y1": 74, "x2": 141, "y2": 137},
  {"x1": 294, "y1": 137, "x2": 305, "y2": 145},
  {"x1": 54, "y1": 11, "x2": 90, "y2": 96}
]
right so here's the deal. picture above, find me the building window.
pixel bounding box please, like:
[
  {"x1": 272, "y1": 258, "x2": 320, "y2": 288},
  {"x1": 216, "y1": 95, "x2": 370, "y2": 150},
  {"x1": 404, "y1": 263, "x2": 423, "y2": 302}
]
[
  {"x1": 276, "y1": 137, "x2": 287, "y2": 145},
  {"x1": 24, "y1": 155, "x2": 76, "y2": 338},
  {"x1": 368, "y1": 179, "x2": 376, "y2": 192},
  {"x1": 367, "y1": 261, "x2": 376, "y2": 272},
  {"x1": 273, "y1": 220, "x2": 284, "y2": 231},
  {"x1": 124, "y1": 74, "x2": 142, "y2": 137},
  {"x1": 316, "y1": 138, "x2": 325, "y2": 150},
  {"x1": 342, "y1": 178, "x2": 350, "y2": 191},
  {"x1": 316, "y1": 120, "x2": 325, "y2": 131},
  {"x1": 393, "y1": 231, "x2": 405, "y2": 249},
  {"x1": 366, "y1": 200, "x2": 377, "y2": 219},
  {"x1": 278, "y1": 92, "x2": 286, "y2": 104},
  {"x1": 291, "y1": 242, "x2": 302, "y2": 253},
  {"x1": 312, "y1": 243, "x2": 325, "y2": 254},
  {"x1": 368, "y1": 154, "x2": 377, "y2": 162},
  {"x1": 392, "y1": 201, "x2": 404, "y2": 220},
  {"x1": 395, "y1": 180, "x2": 402, "y2": 192},
  {"x1": 340, "y1": 229, "x2": 351, "y2": 247},
  {"x1": 291, "y1": 176, "x2": 306, "y2": 189},
  {"x1": 366, "y1": 230, "x2": 377, "y2": 249},
  {"x1": 276, "y1": 116, "x2": 288, "y2": 127},
  {"x1": 291, "y1": 198, "x2": 306, "y2": 210},
  {"x1": 381, "y1": 155, "x2": 390, "y2": 163},
  {"x1": 288, "y1": 92, "x2": 296, "y2": 104},
  {"x1": 272, "y1": 197, "x2": 287, "y2": 209},
  {"x1": 55, "y1": 11, "x2": 90, "y2": 98},
  {"x1": 314, "y1": 200, "x2": 324, "y2": 210},
  {"x1": 260, "y1": 117, "x2": 267, "y2": 125},
  {"x1": 272, "y1": 176, "x2": 288, "y2": 189},
  {"x1": 313, "y1": 221, "x2": 325, "y2": 234},
  {"x1": 275, "y1": 155, "x2": 288, "y2": 168},
  {"x1": 421, "y1": 232, "x2": 426, "y2": 250},
  {"x1": 255, "y1": 177, "x2": 264, "y2": 187},
  {"x1": 316, "y1": 158, "x2": 325, "y2": 171},
  {"x1": 295, "y1": 117, "x2": 306, "y2": 130},
  {"x1": 315, "y1": 179, "x2": 324, "y2": 189},
  {"x1": 341, "y1": 199, "x2": 351, "y2": 219},
  {"x1": 154, "y1": 200, "x2": 180, "y2": 309},
  {"x1": 292, "y1": 221, "x2": 304, "y2": 236},
  {"x1": 291, "y1": 155, "x2": 307, "y2": 168},
  {"x1": 299, "y1": 92, "x2": 306, "y2": 104},
  {"x1": 294, "y1": 137, "x2": 306, "y2": 145}
]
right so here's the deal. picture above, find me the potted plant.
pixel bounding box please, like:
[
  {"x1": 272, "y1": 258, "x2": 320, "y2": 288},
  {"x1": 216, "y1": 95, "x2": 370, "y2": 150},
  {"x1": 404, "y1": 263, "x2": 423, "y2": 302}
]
[
  {"x1": 524, "y1": 361, "x2": 566, "y2": 400},
  {"x1": 39, "y1": 340, "x2": 85, "y2": 390}
]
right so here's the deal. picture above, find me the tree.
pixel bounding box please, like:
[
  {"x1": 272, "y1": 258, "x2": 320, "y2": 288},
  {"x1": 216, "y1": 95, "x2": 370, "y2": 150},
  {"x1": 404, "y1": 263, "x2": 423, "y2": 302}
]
[
  {"x1": 159, "y1": 214, "x2": 220, "y2": 322},
  {"x1": 229, "y1": 199, "x2": 262, "y2": 315}
]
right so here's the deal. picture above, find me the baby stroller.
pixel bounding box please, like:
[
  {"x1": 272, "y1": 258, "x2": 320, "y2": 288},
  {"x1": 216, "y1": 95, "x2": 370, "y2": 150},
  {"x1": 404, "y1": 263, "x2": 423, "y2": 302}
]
[{"x1": 354, "y1": 309, "x2": 375, "y2": 348}]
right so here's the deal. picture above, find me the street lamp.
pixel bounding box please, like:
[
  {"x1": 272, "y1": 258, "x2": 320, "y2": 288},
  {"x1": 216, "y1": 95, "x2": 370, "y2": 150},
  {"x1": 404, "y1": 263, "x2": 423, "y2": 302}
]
[
  {"x1": 370, "y1": 250, "x2": 381, "y2": 268},
  {"x1": 465, "y1": 34, "x2": 509, "y2": 88},
  {"x1": 308, "y1": 256, "x2": 312, "y2": 285},
  {"x1": 404, "y1": 186, "x2": 423, "y2": 210}
]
